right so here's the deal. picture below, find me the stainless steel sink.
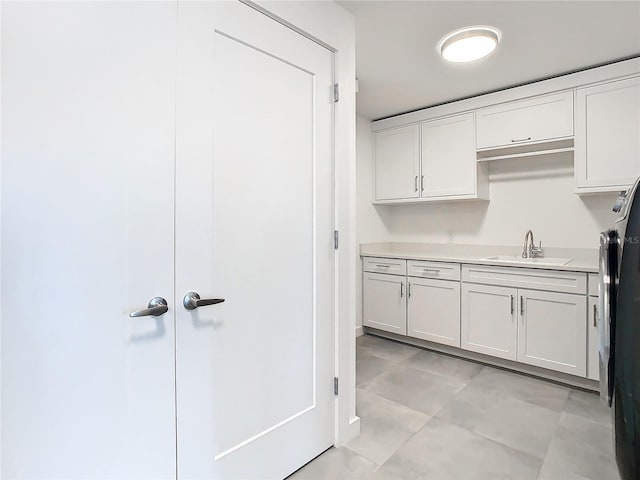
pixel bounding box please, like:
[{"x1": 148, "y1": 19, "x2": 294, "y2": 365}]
[{"x1": 483, "y1": 255, "x2": 572, "y2": 266}]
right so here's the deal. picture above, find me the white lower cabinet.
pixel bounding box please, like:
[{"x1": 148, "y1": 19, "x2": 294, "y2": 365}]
[
  {"x1": 408, "y1": 277, "x2": 461, "y2": 347},
  {"x1": 363, "y1": 272, "x2": 407, "y2": 335},
  {"x1": 588, "y1": 296, "x2": 600, "y2": 381},
  {"x1": 461, "y1": 283, "x2": 518, "y2": 361},
  {"x1": 517, "y1": 289, "x2": 587, "y2": 376}
]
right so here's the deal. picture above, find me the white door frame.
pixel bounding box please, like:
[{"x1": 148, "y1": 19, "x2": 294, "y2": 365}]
[{"x1": 246, "y1": 0, "x2": 360, "y2": 447}]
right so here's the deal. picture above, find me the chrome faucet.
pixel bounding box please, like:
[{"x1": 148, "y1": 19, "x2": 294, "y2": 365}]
[{"x1": 522, "y1": 230, "x2": 544, "y2": 258}]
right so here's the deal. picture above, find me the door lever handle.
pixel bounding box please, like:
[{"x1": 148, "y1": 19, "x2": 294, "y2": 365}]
[
  {"x1": 129, "y1": 297, "x2": 168, "y2": 317},
  {"x1": 183, "y1": 291, "x2": 225, "y2": 310}
]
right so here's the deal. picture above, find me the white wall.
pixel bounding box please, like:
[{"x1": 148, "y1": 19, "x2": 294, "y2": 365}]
[
  {"x1": 386, "y1": 155, "x2": 618, "y2": 248},
  {"x1": 356, "y1": 115, "x2": 392, "y2": 331},
  {"x1": 355, "y1": 117, "x2": 620, "y2": 329}
]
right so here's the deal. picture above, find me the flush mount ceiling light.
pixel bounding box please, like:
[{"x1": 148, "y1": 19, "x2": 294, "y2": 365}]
[{"x1": 439, "y1": 26, "x2": 501, "y2": 63}]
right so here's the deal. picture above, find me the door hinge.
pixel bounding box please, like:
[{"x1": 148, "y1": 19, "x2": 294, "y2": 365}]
[
  {"x1": 334, "y1": 230, "x2": 339, "y2": 250},
  {"x1": 333, "y1": 83, "x2": 339, "y2": 103},
  {"x1": 334, "y1": 377, "x2": 339, "y2": 396}
]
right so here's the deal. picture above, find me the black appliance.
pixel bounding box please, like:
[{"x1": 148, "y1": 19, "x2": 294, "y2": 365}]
[{"x1": 600, "y1": 177, "x2": 640, "y2": 480}]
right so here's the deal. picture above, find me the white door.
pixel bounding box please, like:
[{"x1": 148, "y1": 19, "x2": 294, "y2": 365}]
[
  {"x1": 461, "y1": 283, "x2": 517, "y2": 360},
  {"x1": 363, "y1": 273, "x2": 407, "y2": 335},
  {"x1": 175, "y1": 2, "x2": 335, "y2": 478},
  {"x1": 517, "y1": 290, "x2": 587, "y2": 376},
  {"x1": 588, "y1": 297, "x2": 600, "y2": 381},
  {"x1": 407, "y1": 278, "x2": 461, "y2": 347},
  {"x1": 1, "y1": 2, "x2": 177, "y2": 478},
  {"x1": 421, "y1": 113, "x2": 476, "y2": 198},
  {"x1": 374, "y1": 125, "x2": 421, "y2": 201}
]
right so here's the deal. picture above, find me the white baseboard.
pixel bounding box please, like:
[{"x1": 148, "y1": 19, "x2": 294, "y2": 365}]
[{"x1": 355, "y1": 325, "x2": 364, "y2": 337}]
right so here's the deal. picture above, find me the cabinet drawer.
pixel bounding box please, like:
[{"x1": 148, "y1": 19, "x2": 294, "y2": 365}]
[
  {"x1": 407, "y1": 260, "x2": 460, "y2": 281},
  {"x1": 462, "y1": 264, "x2": 587, "y2": 295},
  {"x1": 588, "y1": 273, "x2": 600, "y2": 297},
  {"x1": 363, "y1": 257, "x2": 407, "y2": 276},
  {"x1": 476, "y1": 91, "x2": 574, "y2": 149}
]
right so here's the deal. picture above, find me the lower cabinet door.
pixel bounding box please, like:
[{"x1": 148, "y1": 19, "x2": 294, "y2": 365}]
[
  {"x1": 407, "y1": 278, "x2": 460, "y2": 347},
  {"x1": 588, "y1": 296, "x2": 600, "y2": 381},
  {"x1": 461, "y1": 283, "x2": 518, "y2": 360},
  {"x1": 517, "y1": 289, "x2": 587, "y2": 376},
  {"x1": 363, "y1": 272, "x2": 407, "y2": 335}
]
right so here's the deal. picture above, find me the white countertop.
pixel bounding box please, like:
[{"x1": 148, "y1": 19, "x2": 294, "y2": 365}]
[{"x1": 360, "y1": 242, "x2": 599, "y2": 273}]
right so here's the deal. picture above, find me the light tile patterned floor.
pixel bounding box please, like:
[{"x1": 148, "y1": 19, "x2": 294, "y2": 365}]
[{"x1": 290, "y1": 334, "x2": 620, "y2": 480}]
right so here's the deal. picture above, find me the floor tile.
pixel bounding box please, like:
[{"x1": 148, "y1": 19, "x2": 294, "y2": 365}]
[
  {"x1": 374, "y1": 417, "x2": 541, "y2": 480},
  {"x1": 435, "y1": 383, "x2": 561, "y2": 459},
  {"x1": 563, "y1": 389, "x2": 611, "y2": 426},
  {"x1": 357, "y1": 334, "x2": 419, "y2": 363},
  {"x1": 288, "y1": 447, "x2": 378, "y2": 480},
  {"x1": 466, "y1": 366, "x2": 570, "y2": 412},
  {"x1": 356, "y1": 349, "x2": 394, "y2": 388},
  {"x1": 405, "y1": 349, "x2": 483, "y2": 381},
  {"x1": 346, "y1": 389, "x2": 429, "y2": 465},
  {"x1": 539, "y1": 412, "x2": 619, "y2": 480},
  {"x1": 366, "y1": 364, "x2": 469, "y2": 416}
]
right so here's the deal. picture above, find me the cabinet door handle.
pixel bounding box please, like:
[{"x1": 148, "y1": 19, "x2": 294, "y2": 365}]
[
  {"x1": 414, "y1": 175, "x2": 418, "y2": 192},
  {"x1": 593, "y1": 304, "x2": 597, "y2": 327},
  {"x1": 408, "y1": 283, "x2": 412, "y2": 298},
  {"x1": 400, "y1": 282, "x2": 404, "y2": 298},
  {"x1": 511, "y1": 137, "x2": 532, "y2": 143},
  {"x1": 520, "y1": 296, "x2": 524, "y2": 317},
  {"x1": 421, "y1": 175, "x2": 425, "y2": 192},
  {"x1": 510, "y1": 295, "x2": 514, "y2": 315}
]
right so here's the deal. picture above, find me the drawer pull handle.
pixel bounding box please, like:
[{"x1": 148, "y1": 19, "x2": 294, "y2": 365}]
[
  {"x1": 593, "y1": 304, "x2": 597, "y2": 327},
  {"x1": 423, "y1": 268, "x2": 440, "y2": 274},
  {"x1": 375, "y1": 264, "x2": 391, "y2": 268},
  {"x1": 511, "y1": 137, "x2": 532, "y2": 143}
]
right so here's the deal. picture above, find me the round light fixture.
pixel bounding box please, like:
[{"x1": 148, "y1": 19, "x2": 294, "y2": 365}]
[{"x1": 439, "y1": 26, "x2": 501, "y2": 63}]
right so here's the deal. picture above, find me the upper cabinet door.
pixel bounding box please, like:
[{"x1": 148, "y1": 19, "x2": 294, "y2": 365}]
[
  {"x1": 575, "y1": 76, "x2": 640, "y2": 192},
  {"x1": 374, "y1": 124, "x2": 420, "y2": 201},
  {"x1": 421, "y1": 112, "x2": 476, "y2": 198},
  {"x1": 476, "y1": 91, "x2": 574, "y2": 149}
]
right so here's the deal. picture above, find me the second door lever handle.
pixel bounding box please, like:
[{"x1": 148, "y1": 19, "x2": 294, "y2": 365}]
[{"x1": 183, "y1": 291, "x2": 225, "y2": 310}]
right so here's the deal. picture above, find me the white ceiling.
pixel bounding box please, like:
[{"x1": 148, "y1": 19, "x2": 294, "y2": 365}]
[{"x1": 338, "y1": 1, "x2": 640, "y2": 120}]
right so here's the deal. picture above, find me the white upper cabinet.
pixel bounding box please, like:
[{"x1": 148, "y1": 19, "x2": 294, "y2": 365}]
[
  {"x1": 421, "y1": 112, "x2": 483, "y2": 198},
  {"x1": 373, "y1": 114, "x2": 487, "y2": 204},
  {"x1": 374, "y1": 124, "x2": 420, "y2": 201},
  {"x1": 476, "y1": 91, "x2": 574, "y2": 150},
  {"x1": 575, "y1": 76, "x2": 640, "y2": 193}
]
